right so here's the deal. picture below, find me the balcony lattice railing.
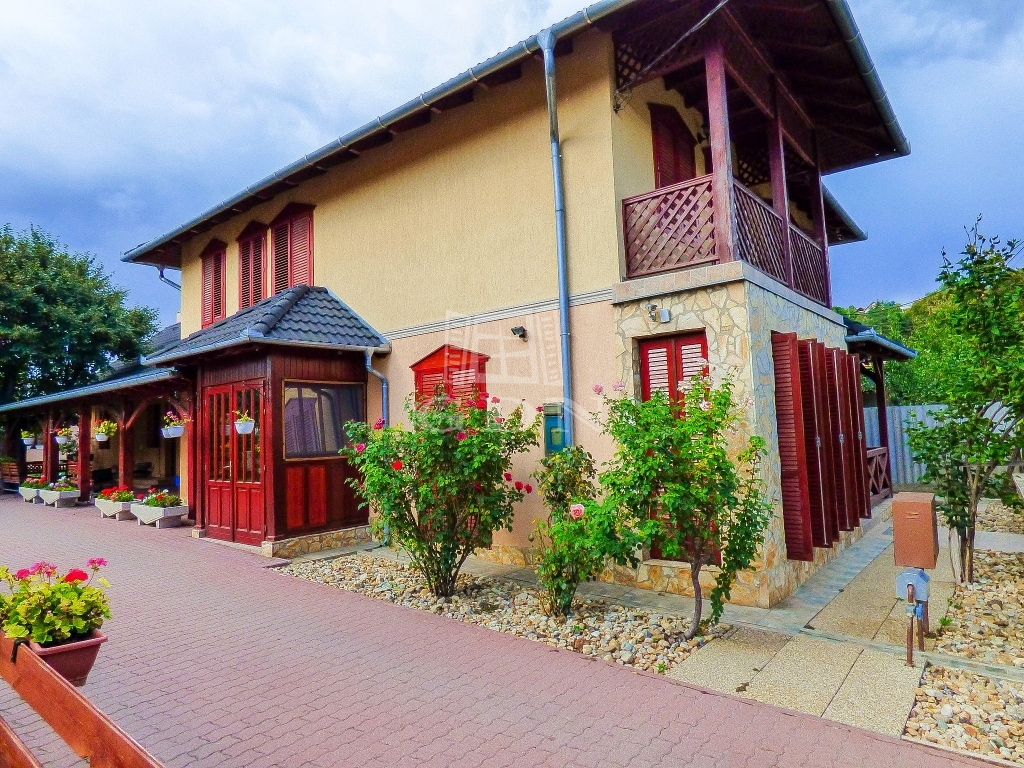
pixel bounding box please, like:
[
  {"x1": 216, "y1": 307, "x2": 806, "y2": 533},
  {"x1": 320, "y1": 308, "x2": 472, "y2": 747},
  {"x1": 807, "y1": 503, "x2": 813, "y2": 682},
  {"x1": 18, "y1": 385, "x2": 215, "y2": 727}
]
[
  {"x1": 866, "y1": 446, "x2": 892, "y2": 506},
  {"x1": 622, "y1": 177, "x2": 829, "y2": 306}
]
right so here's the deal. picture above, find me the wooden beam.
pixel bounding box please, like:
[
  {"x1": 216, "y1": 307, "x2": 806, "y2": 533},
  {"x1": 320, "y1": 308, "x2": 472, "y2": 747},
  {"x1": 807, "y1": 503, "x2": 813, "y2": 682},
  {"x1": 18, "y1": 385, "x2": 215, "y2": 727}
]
[
  {"x1": 768, "y1": 77, "x2": 792, "y2": 286},
  {"x1": 809, "y1": 134, "x2": 832, "y2": 306},
  {"x1": 0, "y1": 714, "x2": 44, "y2": 768},
  {"x1": 705, "y1": 34, "x2": 735, "y2": 263},
  {"x1": 429, "y1": 89, "x2": 474, "y2": 112},
  {"x1": 77, "y1": 404, "x2": 92, "y2": 502},
  {"x1": 118, "y1": 400, "x2": 134, "y2": 491}
]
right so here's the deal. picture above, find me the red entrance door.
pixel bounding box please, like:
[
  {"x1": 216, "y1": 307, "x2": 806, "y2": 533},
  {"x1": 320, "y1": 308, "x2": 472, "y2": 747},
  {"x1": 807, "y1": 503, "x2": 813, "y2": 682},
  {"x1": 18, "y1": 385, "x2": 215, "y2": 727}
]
[{"x1": 203, "y1": 382, "x2": 265, "y2": 546}]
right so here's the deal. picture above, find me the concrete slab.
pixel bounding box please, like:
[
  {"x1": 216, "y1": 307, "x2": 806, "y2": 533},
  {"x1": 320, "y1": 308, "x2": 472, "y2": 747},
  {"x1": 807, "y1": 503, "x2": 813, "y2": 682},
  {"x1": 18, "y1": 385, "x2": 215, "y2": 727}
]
[
  {"x1": 670, "y1": 626, "x2": 789, "y2": 694},
  {"x1": 743, "y1": 635, "x2": 863, "y2": 716},
  {"x1": 810, "y1": 543, "x2": 903, "y2": 640},
  {"x1": 823, "y1": 649, "x2": 924, "y2": 736}
]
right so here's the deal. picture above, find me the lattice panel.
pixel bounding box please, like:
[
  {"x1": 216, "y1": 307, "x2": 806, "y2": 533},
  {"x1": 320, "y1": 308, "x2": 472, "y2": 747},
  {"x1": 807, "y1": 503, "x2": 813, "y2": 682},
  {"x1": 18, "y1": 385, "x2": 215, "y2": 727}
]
[
  {"x1": 735, "y1": 183, "x2": 786, "y2": 284},
  {"x1": 790, "y1": 227, "x2": 829, "y2": 305},
  {"x1": 623, "y1": 177, "x2": 716, "y2": 279},
  {"x1": 613, "y1": 5, "x2": 707, "y2": 90},
  {"x1": 866, "y1": 447, "x2": 891, "y2": 503},
  {"x1": 735, "y1": 149, "x2": 771, "y2": 189}
]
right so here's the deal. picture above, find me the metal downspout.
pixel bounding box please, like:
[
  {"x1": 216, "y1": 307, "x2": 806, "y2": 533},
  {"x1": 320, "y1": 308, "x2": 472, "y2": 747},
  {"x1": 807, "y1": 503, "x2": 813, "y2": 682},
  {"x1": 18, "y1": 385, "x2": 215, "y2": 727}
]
[
  {"x1": 157, "y1": 266, "x2": 181, "y2": 291},
  {"x1": 364, "y1": 349, "x2": 390, "y2": 426},
  {"x1": 538, "y1": 28, "x2": 574, "y2": 446}
]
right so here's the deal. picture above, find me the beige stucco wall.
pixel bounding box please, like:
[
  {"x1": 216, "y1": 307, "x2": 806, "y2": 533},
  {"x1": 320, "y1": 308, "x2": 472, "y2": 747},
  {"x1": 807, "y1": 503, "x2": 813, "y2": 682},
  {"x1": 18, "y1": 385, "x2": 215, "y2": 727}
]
[{"x1": 177, "y1": 28, "x2": 622, "y2": 340}]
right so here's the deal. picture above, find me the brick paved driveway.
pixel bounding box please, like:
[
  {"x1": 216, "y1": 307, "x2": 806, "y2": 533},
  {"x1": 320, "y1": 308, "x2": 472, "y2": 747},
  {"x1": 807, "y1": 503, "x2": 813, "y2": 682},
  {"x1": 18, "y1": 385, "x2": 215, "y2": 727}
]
[{"x1": 0, "y1": 497, "x2": 986, "y2": 768}]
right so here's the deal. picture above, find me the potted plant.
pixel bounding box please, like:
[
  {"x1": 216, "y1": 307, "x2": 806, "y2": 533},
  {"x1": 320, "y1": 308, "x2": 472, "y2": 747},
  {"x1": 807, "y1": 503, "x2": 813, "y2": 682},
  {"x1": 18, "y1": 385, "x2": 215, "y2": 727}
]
[
  {"x1": 95, "y1": 420, "x2": 117, "y2": 443},
  {"x1": 233, "y1": 410, "x2": 255, "y2": 435},
  {"x1": 95, "y1": 486, "x2": 136, "y2": 521},
  {"x1": 161, "y1": 411, "x2": 188, "y2": 439},
  {"x1": 0, "y1": 559, "x2": 110, "y2": 686},
  {"x1": 131, "y1": 489, "x2": 188, "y2": 528},
  {"x1": 54, "y1": 427, "x2": 72, "y2": 446},
  {"x1": 21, "y1": 430, "x2": 35, "y2": 447},
  {"x1": 39, "y1": 478, "x2": 79, "y2": 507},
  {"x1": 18, "y1": 477, "x2": 44, "y2": 503}
]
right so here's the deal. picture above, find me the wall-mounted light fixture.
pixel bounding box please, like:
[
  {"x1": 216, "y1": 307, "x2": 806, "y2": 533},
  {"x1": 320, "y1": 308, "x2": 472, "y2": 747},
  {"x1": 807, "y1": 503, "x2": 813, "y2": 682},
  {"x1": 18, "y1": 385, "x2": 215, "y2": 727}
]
[
  {"x1": 643, "y1": 303, "x2": 672, "y2": 324},
  {"x1": 511, "y1": 326, "x2": 528, "y2": 341}
]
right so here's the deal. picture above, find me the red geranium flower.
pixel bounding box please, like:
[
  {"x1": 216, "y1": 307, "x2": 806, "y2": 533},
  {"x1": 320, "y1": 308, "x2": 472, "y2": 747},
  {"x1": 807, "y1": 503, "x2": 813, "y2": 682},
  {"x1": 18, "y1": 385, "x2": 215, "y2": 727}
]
[
  {"x1": 391, "y1": 460, "x2": 403, "y2": 471},
  {"x1": 63, "y1": 569, "x2": 89, "y2": 584},
  {"x1": 495, "y1": 417, "x2": 503, "y2": 424},
  {"x1": 87, "y1": 558, "x2": 107, "y2": 568},
  {"x1": 480, "y1": 392, "x2": 489, "y2": 399},
  {"x1": 14, "y1": 569, "x2": 30, "y2": 580}
]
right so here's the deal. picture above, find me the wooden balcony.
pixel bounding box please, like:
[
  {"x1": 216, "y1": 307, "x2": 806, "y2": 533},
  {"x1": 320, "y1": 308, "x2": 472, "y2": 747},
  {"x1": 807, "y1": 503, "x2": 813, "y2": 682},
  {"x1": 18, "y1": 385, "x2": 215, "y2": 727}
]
[{"x1": 622, "y1": 176, "x2": 830, "y2": 306}]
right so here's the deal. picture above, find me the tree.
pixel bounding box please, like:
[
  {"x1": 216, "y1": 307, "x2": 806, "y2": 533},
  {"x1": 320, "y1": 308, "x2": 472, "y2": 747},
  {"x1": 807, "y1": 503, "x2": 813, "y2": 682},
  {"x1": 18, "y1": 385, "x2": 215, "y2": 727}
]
[
  {"x1": 598, "y1": 372, "x2": 772, "y2": 639},
  {"x1": 342, "y1": 391, "x2": 540, "y2": 597},
  {"x1": 906, "y1": 225, "x2": 1024, "y2": 582},
  {"x1": 0, "y1": 226, "x2": 157, "y2": 404}
]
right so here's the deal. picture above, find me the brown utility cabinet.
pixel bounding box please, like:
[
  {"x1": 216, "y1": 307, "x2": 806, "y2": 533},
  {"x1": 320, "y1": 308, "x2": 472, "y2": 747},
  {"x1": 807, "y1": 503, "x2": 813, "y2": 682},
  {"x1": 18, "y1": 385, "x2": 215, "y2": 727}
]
[{"x1": 892, "y1": 492, "x2": 939, "y2": 569}]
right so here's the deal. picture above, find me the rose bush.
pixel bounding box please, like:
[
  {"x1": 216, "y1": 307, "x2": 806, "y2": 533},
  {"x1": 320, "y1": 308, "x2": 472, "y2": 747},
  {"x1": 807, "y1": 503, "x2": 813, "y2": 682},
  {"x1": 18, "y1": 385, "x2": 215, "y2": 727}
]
[
  {"x1": 343, "y1": 389, "x2": 539, "y2": 597},
  {"x1": 0, "y1": 559, "x2": 111, "y2": 645}
]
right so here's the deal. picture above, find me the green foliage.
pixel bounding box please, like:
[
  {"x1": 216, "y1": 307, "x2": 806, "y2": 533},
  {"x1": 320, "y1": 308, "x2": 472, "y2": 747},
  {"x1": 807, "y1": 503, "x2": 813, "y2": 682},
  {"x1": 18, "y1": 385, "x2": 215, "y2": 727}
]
[
  {"x1": 907, "y1": 225, "x2": 1024, "y2": 582},
  {"x1": 0, "y1": 560, "x2": 110, "y2": 645},
  {"x1": 141, "y1": 489, "x2": 182, "y2": 507},
  {"x1": 343, "y1": 390, "x2": 540, "y2": 597},
  {"x1": 598, "y1": 372, "x2": 773, "y2": 639},
  {"x1": 531, "y1": 447, "x2": 650, "y2": 617},
  {"x1": 44, "y1": 478, "x2": 77, "y2": 492},
  {"x1": 95, "y1": 420, "x2": 118, "y2": 437},
  {"x1": 0, "y1": 225, "x2": 157, "y2": 404},
  {"x1": 19, "y1": 477, "x2": 44, "y2": 489}
]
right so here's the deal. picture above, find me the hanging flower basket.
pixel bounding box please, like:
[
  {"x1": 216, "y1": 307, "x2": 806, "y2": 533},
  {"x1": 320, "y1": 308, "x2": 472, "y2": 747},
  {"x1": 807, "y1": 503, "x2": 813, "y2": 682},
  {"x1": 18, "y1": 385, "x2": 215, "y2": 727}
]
[
  {"x1": 54, "y1": 435, "x2": 68, "y2": 445},
  {"x1": 161, "y1": 425, "x2": 185, "y2": 439},
  {"x1": 95, "y1": 433, "x2": 109, "y2": 443},
  {"x1": 234, "y1": 420, "x2": 255, "y2": 435},
  {"x1": 22, "y1": 437, "x2": 34, "y2": 447}
]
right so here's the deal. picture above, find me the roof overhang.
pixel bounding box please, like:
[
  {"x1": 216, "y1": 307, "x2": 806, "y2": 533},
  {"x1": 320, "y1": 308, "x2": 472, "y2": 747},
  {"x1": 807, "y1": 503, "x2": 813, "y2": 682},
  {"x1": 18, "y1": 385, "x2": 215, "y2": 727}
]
[
  {"x1": 144, "y1": 336, "x2": 391, "y2": 367},
  {"x1": 844, "y1": 321, "x2": 917, "y2": 362},
  {"x1": 0, "y1": 368, "x2": 179, "y2": 414},
  {"x1": 122, "y1": 0, "x2": 904, "y2": 268}
]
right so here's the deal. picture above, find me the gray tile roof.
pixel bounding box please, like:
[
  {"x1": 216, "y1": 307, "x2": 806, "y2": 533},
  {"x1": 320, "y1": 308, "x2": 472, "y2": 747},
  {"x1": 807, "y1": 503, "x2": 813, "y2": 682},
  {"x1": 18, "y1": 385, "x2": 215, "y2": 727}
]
[
  {"x1": 145, "y1": 285, "x2": 389, "y2": 365},
  {"x1": 0, "y1": 367, "x2": 178, "y2": 413}
]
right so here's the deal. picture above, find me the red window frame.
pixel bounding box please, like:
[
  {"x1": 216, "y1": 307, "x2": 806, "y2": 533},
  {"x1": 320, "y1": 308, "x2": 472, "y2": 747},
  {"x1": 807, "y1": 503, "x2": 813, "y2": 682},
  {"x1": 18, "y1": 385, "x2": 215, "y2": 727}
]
[
  {"x1": 649, "y1": 103, "x2": 697, "y2": 189},
  {"x1": 411, "y1": 345, "x2": 489, "y2": 403},
  {"x1": 269, "y1": 203, "x2": 314, "y2": 295},
  {"x1": 201, "y1": 240, "x2": 227, "y2": 328},
  {"x1": 237, "y1": 221, "x2": 267, "y2": 310}
]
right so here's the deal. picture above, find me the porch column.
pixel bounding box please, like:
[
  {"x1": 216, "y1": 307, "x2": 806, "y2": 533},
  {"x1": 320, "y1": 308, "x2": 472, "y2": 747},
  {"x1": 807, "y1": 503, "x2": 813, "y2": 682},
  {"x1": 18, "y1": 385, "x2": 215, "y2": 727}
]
[
  {"x1": 768, "y1": 79, "x2": 792, "y2": 286},
  {"x1": 705, "y1": 34, "x2": 736, "y2": 263},
  {"x1": 809, "y1": 136, "x2": 832, "y2": 306},
  {"x1": 118, "y1": 403, "x2": 134, "y2": 491},
  {"x1": 43, "y1": 412, "x2": 59, "y2": 482},
  {"x1": 77, "y1": 404, "x2": 92, "y2": 502},
  {"x1": 873, "y1": 356, "x2": 890, "y2": 455}
]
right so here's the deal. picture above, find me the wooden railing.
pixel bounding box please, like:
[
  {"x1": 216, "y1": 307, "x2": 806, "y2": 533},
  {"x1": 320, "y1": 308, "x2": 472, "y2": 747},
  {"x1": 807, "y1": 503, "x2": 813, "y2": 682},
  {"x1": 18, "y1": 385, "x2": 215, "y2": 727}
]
[
  {"x1": 623, "y1": 175, "x2": 716, "y2": 279},
  {"x1": 622, "y1": 177, "x2": 831, "y2": 307},
  {"x1": 867, "y1": 446, "x2": 892, "y2": 506},
  {"x1": 0, "y1": 715, "x2": 44, "y2": 768}
]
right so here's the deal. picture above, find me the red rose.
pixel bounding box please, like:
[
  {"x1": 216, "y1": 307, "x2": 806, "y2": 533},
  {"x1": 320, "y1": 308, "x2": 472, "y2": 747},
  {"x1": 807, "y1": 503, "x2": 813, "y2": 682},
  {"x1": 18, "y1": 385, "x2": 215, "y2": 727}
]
[
  {"x1": 495, "y1": 417, "x2": 503, "y2": 424},
  {"x1": 392, "y1": 460, "x2": 403, "y2": 471},
  {"x1": 456, "y1": 431, "x2": 467, "y2": 441},
  {"x1": 536, "y1": 406, "x2": 544, "y2": 413},
  {"x1": 525, "y1": 484, "x2": 533, "y2": 494},
  {"x1": 504, "y1": 472, "x2": 513, "y2": 482},
  {"x1": 480, "y1": 392, "x2": 489, "y2": 399},
  {"x1": 63, "y1": 569, "x2": 89, "y2": 584},
  {"x1": 476, "y1": 399, "x2": 487, "y2": 409},
  {"x1": 514, "y1": 481, "x2": 524, "y2": 491},
  {"x1": 373, "y1": 418, "x2": 385, "y2": 430},
  {"x1": 490, "y1": 396, "x2": 500, "y2": 404}
]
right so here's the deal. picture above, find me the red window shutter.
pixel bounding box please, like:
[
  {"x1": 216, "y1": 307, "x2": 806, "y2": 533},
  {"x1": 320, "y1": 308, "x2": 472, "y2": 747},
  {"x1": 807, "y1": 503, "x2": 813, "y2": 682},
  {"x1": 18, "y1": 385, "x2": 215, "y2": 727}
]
[
  {"x1": 412, "y1": 345, "x2": 489, "y2": 405},
  {"x1": 823, "y1": 348, "x2": 855, "y2": 531},
  {"x1": 676, "y1": 333, "x2": 709, "y2": 388},
  {"x1": 272, "y1": 223, "x2": 290, "y2": 295},
  {"x1": 290, "y1": 214, "x2": 311, "y2": 286},
  {"x1": 251, "y1": 235, "x2": 264, "y2": 305},
  {"x1": 772, "y1": 332, "x2": 813, "y2": 562},
  {"x1": 796, "y1": 340, "x2": 831, "y2": 547},
  {"x1": 212, "y1": 252, "x2": 224, "y2": 322},
  {"x1": 640, "y1": 338, "x2": 675, "y2": 400},
  {"x1": 649, "y1": 103, "x2": 696, "y2": 189},
  {"x1": 202, "y1": 256, "x2": 214, "y2": 327},
  {"x1": 416, "y1": 372, "x2": 445, "y2": 401},
  {"x1": 239, "y1": 239, "x2": 252, "y2": 310},
  {"x1": 811, "y1": 341, "x2": 840, "y2": 541}
]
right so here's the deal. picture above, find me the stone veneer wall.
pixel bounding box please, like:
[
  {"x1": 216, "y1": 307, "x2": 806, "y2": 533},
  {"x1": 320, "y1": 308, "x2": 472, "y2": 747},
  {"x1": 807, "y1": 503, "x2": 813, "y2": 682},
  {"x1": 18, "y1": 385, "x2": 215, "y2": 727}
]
[
  {"x1": 603, "y1": 261, "x2": 881, "y2": 608},
  {"x1": 262, "y1": 525, "x2": 373, "y2": 558}
]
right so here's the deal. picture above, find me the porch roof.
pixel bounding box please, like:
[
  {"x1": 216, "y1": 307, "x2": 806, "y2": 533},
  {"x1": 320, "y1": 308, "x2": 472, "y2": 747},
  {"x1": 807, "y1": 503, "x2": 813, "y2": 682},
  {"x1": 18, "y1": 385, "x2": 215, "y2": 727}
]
[
  {"x1": 0, "y1": 366, "x2": 178, "y2": 414},
  {"x1": 144, "y1": 285, "x2": 390, "y2": 366},
  {"x1": 123, "y1": 0, "x2": 905, "y2": 268},
  {"x1": 844, "y1": 317, "x2": 917, "y2": 362}
]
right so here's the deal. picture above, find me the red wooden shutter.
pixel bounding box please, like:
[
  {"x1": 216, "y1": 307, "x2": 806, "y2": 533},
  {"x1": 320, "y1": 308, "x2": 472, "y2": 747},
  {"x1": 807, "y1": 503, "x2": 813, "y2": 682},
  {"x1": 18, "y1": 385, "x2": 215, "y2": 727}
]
[
  {"x1": 649, "y1": 104, "x2": 697, "y2": 189},
  {"x1": 823, "y1": 348, "x2": 853, "y2": 531},
  {"x1": 202, "y1": 255, "x2": 214, "y2": 327},
  {"x1": 411, "y1": 345, "x2": 488, "y2": 405},
  {"x1": 676, "y1": 333, "x2": 709, "y2": 390},
  {"x1": 272, "y1": 223, "x2": 290, "y2": 295},
  {"x1": 772, "y1": 332, "x2": 813, "y2": 562},
  {"x1": 796, "y1": 340, "x2": 832, "y2": 548},
  {"x1": 639, "y1": 338, "x2": 675, "y2": 401},
  {"x1": 251, "y1": 235, "x2": 264, "y2": 305},
  {"x1": 416, "y1": 372, "x2": 445, "y2": 401},
  {"x1": 212, "y1": 252, "x2": 224, "y2": 322},
  {"x1": 847, "y1": 353, "x2": 871, "y2": 519},
  {"x1": 812, "y1": 342, "x2": 840, "y2": 541},
  {"x1": 239, "y1": 239, "x2": 252, "y2": 310},
  {"x1": 290, "y1": 214, "x2": 311, "y2": 287}
]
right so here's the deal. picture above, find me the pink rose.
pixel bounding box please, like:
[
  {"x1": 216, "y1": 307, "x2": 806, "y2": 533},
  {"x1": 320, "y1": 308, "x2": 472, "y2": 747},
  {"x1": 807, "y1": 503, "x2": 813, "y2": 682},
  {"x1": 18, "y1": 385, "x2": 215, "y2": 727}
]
[
  {"x1": 612, "y1": 380, "x2": 626, "y2": 392},
  {"x1": 355, "y1": 443, "x2": 366, "y2": 454},
  {"x1": 490, "y1": 396, "x2": 500, "y2": 404},
  {"x1": 373, "y1": 418, "x2": 385, "y2": 430},
  {"x1": 592, "y1": 383, "x2": 604, "y2": 395},
  {"x1": 569, "y1": 504, "x2": 585, "y2": 520},
  {"x1": 456, "y1": 431, "x2": 467, "y2": 441}
]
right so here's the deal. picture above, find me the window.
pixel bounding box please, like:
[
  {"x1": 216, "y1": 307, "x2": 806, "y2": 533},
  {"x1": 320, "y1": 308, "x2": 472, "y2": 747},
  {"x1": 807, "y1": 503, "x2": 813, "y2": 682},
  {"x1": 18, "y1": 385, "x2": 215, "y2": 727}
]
[
  {"x1": 649, "y1": 103, "x2": 697, "y2": 189},
  {"x1": 201, "y1": 240, "x2": 227, "y2": 327},
  {"x1": 270, "y1": 204, "x2": 314, "y2": 295},
  {"x1": 411, "y1": 345, "x2": 489, "y2": 402},
  {"x1": 238, "y1": 222, "x2": 267, "y2": 310},
  {"x1": 638, "y1": 331, "x2": 708, "y2": 402},
  {"x1": 283, "y1": 383, "x2": 364, "y2": 459}
]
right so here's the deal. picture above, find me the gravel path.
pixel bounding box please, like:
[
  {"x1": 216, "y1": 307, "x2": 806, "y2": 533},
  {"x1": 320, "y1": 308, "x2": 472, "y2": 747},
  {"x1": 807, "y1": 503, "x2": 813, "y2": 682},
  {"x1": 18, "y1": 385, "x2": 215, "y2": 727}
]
[
  {"x1": 978, "y1": 502, "x2": 1024, "y2": 536},
  {"x1": 282, "y1": 552, "x2": 722, "y2": 673}
]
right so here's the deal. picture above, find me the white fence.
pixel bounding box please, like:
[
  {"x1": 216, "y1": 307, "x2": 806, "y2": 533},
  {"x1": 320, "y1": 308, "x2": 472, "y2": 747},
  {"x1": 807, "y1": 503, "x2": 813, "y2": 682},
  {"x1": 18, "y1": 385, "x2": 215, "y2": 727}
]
[{"x1": 863, "y1": 404, "x2": 945, "y2": 486}]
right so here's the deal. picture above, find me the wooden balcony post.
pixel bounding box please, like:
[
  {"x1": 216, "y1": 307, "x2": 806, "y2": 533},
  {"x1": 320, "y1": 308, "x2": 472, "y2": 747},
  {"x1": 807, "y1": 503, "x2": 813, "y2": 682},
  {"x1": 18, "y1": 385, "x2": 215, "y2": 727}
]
[
  {"x1": 118, "y1": 402, "x2": 134, "y2": 491},
  {"x1": 769, "y1": 79, "x2": 793, "y2": 287},
  {"x1": 43, "y1": 412, "x2": 59, "y2": 482},
  {"x1": 705, "y1": 34, "x2": 736, "y2": 263},
  {"x1": 77, "y1": 404, "x2": 92, "y2": 502},
  {"x1": 810, "y1": 135, "x2": 832, "y2": 306}
]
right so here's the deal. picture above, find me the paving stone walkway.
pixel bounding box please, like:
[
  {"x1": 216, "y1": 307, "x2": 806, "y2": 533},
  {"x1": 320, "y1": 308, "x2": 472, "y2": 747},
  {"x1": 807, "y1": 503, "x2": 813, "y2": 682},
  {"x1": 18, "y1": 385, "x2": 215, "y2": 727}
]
[{"x1": 0, "y1": 496, "x2": 990, "y2": 767}]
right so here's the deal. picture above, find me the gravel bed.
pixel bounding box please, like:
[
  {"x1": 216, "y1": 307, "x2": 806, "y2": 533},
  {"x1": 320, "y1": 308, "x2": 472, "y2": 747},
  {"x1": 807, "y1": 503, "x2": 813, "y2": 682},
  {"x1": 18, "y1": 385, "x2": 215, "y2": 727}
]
[
  {"x1": 934, "y1": 551, "x2": 1024, "y2": 666},
  {"x1": 978, "y1": 501, "x2": 1024, "y2": 536},
  {"x1": 906, "y1": 666, "x2": 1024, "y2": 764},
  {"x1": 283, "y1": 553, "x2": 719, "y2": 673}
]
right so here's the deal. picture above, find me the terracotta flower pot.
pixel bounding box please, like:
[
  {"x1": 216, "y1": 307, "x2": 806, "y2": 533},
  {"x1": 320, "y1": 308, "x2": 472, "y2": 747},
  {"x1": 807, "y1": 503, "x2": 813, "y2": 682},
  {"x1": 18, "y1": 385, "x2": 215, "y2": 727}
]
[{"x1": 29, "y1": 629, "x2": 107, "y2": 687}]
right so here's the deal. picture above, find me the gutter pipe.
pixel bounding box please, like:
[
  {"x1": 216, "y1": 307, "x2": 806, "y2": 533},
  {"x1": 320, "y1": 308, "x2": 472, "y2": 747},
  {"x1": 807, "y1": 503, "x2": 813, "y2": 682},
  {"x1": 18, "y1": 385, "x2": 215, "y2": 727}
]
[
  {"x1": 365, "y1": 349, "x2": 390, "y2": 426},
  {"x1": 157, "y1": 267, "x2": 181, "y2": 290},
  {"x1": 538, "y1": 28, "x2": 574, "y2": 446}
]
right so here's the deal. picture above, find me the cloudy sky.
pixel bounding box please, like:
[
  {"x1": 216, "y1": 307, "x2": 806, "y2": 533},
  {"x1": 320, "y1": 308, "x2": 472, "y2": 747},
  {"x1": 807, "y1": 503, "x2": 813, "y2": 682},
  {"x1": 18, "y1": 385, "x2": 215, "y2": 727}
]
[{"x1": 1, "y1": 0, "x2": 1022, "y2": 326}]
